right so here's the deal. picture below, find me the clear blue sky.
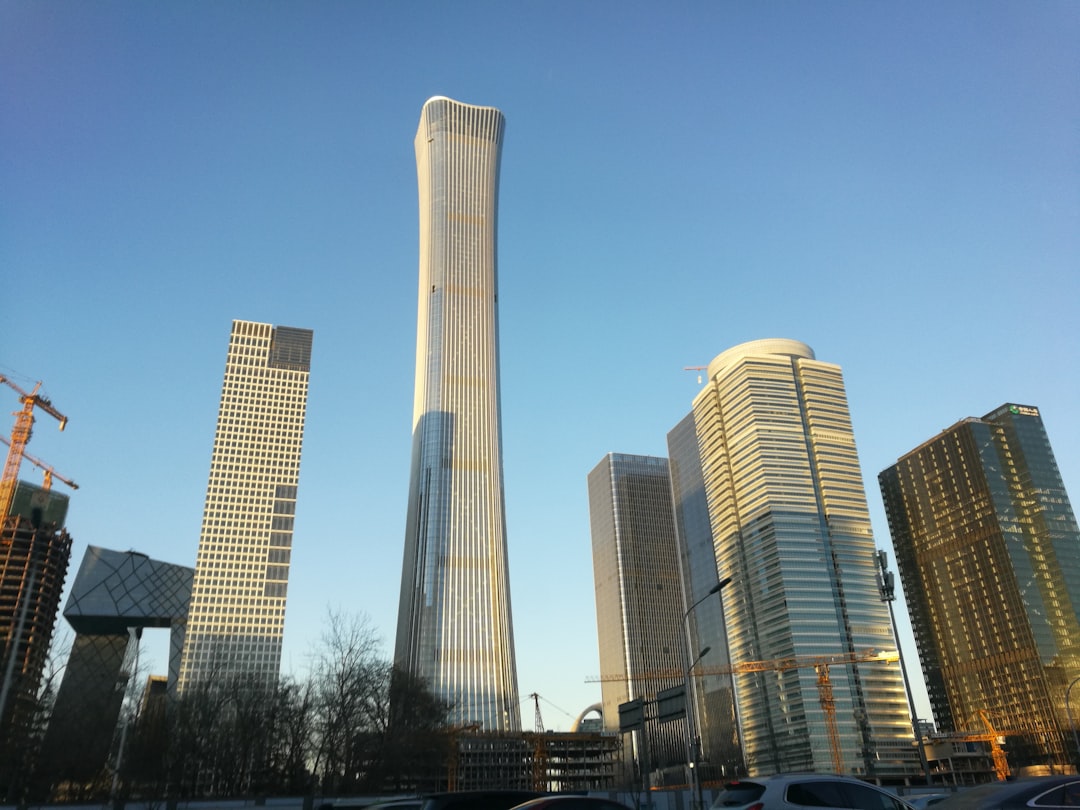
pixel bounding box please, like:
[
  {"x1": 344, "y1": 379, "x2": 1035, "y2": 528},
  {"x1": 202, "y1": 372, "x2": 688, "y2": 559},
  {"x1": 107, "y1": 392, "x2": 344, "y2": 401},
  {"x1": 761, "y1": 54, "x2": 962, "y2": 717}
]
[{"x1": 3, "y1": 1, "x2": 1078, "y2": 731}]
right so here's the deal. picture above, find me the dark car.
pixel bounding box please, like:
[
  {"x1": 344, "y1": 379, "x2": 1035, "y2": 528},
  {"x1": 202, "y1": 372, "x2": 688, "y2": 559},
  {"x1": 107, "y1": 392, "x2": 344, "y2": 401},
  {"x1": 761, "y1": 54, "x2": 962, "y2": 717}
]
[
  {"x1": 509, "y1": 797, "x2": 633, "y2": 810},
  {"x1": 931, "y1": 777, "x2": 1080, "y2": 810},
  {"x1": 419, "y1": 790, "x2": 546, "y2": 810}
]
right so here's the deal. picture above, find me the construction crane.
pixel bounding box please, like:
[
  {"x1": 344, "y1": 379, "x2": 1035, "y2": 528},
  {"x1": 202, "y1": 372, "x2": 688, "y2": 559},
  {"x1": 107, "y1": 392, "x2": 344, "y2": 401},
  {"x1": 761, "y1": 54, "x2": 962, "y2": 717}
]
[
  {"x1": 684, "y1": 366, "x2": 708, "y2": 384},
  {"x1": 0, "y1": 436, "x2": 78, "y2": 493},
  {"x1": 932, "y1": 709, "x2": 1011, "y2": 781},
  {"x1": 0, "y1": 376, "x2": 69, "y2": 521},
  {"x1": 529, "y1": 691, "x2": 545, "y2": 732},
  {"x1": 587, "y1": 648, "x2": 900, "y2": 773}
]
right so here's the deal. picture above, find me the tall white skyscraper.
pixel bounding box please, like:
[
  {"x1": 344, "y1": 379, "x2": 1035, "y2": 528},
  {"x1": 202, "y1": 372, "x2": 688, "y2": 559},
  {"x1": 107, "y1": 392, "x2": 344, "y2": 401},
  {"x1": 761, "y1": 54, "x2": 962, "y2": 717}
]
[
  {"x1": 177, "y1": 319, "x2": 312, "y2": 691},
  {"x1": 688, "y1": 339, "x2": 919, "y2": 778},
  {"x1": 395, "y1": 97, "x2": 520, "y2": 731}
]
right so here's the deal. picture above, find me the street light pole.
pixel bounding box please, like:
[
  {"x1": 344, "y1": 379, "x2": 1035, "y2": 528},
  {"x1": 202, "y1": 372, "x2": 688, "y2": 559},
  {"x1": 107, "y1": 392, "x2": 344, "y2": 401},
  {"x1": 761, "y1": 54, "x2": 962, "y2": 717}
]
[
  {"x1": 876, "y1": 550, "x2": 931, "y2": 784},
  {"x1": 1065, "y1": 676, "x2": 1080, "y2": 771},
  {"x1": 683, "y1": 576, "x2": 731, "y2": 810}
]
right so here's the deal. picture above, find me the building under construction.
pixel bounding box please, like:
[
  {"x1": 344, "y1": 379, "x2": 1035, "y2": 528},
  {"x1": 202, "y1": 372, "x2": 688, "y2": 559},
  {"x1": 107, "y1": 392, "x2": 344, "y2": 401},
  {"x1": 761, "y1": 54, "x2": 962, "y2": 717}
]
[
  {"x1": 0, "y1": 482, "x2": 73, "y2": 800},
  {"x1": 444, "y1": 729, "x2": 620, "y2": 792}
]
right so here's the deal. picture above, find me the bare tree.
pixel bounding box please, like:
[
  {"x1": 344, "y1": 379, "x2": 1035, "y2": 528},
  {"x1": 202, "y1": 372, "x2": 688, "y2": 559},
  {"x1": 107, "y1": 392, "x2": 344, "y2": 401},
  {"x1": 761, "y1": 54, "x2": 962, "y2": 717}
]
[{"x1": 309, "y1": 609, "x2": 385, "y2": 793}]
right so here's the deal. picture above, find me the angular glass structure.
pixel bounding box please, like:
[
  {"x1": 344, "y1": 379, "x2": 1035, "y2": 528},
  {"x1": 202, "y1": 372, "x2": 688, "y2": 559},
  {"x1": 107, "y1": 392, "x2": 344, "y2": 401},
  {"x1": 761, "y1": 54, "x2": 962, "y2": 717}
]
[
  {"x1": 879, "y1": 404, "x2": 1080, "y2": 771},
  {"x1": 38, "y1": 546, "x2": 193, "y2": 787},
  {"x1": 177, "y1": 319, "x2": 312, "y2": 691},
  {"x1": 395, "y1": 97, "x2": 519, "y2": 731},
  {"x1": 689, "y1": 339, "x2": 918, "y2": 778}
]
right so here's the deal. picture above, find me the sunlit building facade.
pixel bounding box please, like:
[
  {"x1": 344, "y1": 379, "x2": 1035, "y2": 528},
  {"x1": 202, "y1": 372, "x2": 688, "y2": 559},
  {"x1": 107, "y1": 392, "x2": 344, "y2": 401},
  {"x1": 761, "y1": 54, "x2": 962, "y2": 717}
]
[
  {"x1": 690, "y1": 339, "x2": 918, "y2": 778},
  {"x1": 177, "y1": 319, "x2": 312, "y2": 691},
  {"x1": 588, "y1": 453, "x2": 686, "y2": 781},
  {"x1": 879, "y1": 404, "x2": 1080, "y2": 771},
  {"x1": 395, "y1": 97, "x2": 520, "y2": 731}
]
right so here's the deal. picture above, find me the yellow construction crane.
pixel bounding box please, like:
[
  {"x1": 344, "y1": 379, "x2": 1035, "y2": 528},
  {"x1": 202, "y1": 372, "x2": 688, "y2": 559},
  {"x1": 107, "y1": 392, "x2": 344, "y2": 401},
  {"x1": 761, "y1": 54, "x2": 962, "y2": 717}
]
[
  {"x1": 0, "y1": 436, "x2": 78, "y2": 493},
  {"x1": 587, "y1": 648, "x2": 900, "y2": 773},
  {"x1": 0, "y1": 376, "x2": 69, "y2": 521}
]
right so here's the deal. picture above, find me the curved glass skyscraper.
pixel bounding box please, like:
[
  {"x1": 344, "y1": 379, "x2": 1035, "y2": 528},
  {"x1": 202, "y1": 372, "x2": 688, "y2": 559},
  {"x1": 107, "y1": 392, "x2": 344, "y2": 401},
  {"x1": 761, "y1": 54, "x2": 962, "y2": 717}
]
[
  {"x1": 395, "y1": 97, "x2": 520, "y2": 731},
  {"x1": 690, "y1": 339, "x2": 918, "y2": 778}
]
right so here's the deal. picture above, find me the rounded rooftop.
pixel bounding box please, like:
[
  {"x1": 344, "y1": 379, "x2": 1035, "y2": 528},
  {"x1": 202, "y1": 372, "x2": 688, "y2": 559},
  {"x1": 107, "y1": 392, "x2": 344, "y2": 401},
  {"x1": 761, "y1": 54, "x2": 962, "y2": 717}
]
[{"x1": 707, "y1": 338, "x2": 815, "y2": 380}]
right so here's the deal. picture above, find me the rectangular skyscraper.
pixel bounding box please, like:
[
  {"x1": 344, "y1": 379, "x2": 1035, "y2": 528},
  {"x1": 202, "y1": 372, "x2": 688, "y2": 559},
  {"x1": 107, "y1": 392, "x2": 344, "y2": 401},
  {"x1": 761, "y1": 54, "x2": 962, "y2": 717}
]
[
  {"x1": 689, "y1": 339, "x2": 919, "y2": 778},
  {"x1": 880, "y1": 404, "x2": 1080, "y2": 772},
  {"x1": 177, "y1": 319, "x2": 312, "y2": 691},
  {"x1": 588, "y1": 453, "x2": 688, "y2": 782},
  {"x1": 395, "y1": 97, "x2": 520, "y2": 731}
]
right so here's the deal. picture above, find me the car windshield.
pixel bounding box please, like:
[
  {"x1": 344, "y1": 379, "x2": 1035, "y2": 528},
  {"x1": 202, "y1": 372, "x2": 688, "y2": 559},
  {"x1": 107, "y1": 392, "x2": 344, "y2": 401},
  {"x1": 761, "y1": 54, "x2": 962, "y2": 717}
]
[{"x1": 712, "y1": 781, "x2": 767, "y2": 807}]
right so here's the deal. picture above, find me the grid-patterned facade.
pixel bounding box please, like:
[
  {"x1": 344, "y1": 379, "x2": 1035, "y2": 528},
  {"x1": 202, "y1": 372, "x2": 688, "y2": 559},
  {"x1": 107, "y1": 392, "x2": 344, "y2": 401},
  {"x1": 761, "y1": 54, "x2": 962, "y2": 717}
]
[
  {"x1": 691, "y1": 339, "x2": 918, "y2": 778},
  {"x1": 395, "y1": 97, "x2": 520, "y2": 731},
  {"x1": 879, "y1": 404, "x2": 1080, "y2": 770},
  {"x1": 177, "y1": 319, "x2": 312, "y2": 691},
  {"x1": 588, "y1": 453, "x2": 687, "y2": 781},
  {"x1": 38, "y1": 545, "x2": 193, "y2": 787}
]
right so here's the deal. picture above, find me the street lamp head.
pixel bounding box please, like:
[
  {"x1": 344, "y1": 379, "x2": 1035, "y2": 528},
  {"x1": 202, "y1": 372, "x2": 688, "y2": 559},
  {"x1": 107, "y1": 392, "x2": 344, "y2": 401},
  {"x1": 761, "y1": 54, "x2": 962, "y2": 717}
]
[
  {"x1": 715, "y1": 576, "x2": 733, "y2": 593},
  {"x1": 699, "y1": 646, "x2": 712, "y2": 659}
]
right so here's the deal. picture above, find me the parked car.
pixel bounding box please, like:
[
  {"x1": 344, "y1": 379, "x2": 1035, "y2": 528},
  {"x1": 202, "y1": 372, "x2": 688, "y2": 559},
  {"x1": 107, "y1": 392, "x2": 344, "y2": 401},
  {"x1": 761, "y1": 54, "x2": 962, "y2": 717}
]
[
  {"x1": 930, "y1": 777, "x2": 1080, "y2": 810},
  {"x1": 419, "y1": 790, "x2": 546, "y2": 810},
  {"x1": 366, "y1": 800, "x2": 425, "y2": 810},
  {"x1": 509, "y1": 797, "x2": 633, "y2": 810},
  {"x1": 710, "y1": 774, "x2": 916, "y2": 810},
  {"x1": 906, "y1": 795, "x2": 950, "y2": 809}
]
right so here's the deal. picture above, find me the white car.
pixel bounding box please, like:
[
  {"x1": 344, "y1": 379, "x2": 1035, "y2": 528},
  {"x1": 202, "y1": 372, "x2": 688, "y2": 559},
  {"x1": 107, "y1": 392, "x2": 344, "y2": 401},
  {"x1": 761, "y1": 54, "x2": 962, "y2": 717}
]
[{"x1": 710, "y1": 774, "x2": 916, "y2": 810}]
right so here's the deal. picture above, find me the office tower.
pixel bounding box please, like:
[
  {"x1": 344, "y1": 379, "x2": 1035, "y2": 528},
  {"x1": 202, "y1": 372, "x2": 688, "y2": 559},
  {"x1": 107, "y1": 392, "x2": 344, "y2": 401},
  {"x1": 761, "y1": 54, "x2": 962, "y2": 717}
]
[
  {"x1": 395, "y1": 96, "x2": 519, "y2": 731},
  {"x1": 688, "y1": 339, "x2": 918, "y2": 778},
  {"x1": 0, "y1": 483, "x2": 73, "y2": 797},
  {"x1": 588, "y1": 453, "x2": 687, "y2": 782},
  {"x1": 177, "y1": 319, "x2": 312, "y2": 692},
  {"x1": 668, "y1": 415, "x2": 743, "y2": 778},
  {"x1": 880, "y1": 403, "x2": 1080, "y2": 771}
]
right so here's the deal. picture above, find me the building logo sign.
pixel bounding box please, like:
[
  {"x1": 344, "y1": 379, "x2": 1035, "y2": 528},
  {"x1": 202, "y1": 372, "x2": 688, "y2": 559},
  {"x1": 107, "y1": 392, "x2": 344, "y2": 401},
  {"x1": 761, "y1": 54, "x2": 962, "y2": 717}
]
[{"x1": 1009, "y1": 405, "x2": 1040, "y2": 417}]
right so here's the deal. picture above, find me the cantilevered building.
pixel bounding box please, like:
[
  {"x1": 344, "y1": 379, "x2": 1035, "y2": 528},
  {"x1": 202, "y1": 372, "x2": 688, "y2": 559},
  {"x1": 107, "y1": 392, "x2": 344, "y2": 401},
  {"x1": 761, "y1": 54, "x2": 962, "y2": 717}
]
[
  {"x1": 588, "y1": 453, "x2": 688, "y2": 782},
  {"x1": 689, "y1": 339, "x2": 918, "y2": 778},
  {"x1": 395, "y1": 97, "x2": 520, "y2": 730},
  {"x1": 880, "y1": 404, "x2": 1080, "y2": 772},
  {"x1": 177, "y1": 319, "x2": 312, "y2": 691}
]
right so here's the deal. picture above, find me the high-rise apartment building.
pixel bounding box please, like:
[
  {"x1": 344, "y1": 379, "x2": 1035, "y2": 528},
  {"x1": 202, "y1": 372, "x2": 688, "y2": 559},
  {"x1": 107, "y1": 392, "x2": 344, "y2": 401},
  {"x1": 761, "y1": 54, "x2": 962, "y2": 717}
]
[
  {"x1": 688, "y1": 339, "x2": 918, "y2": 778},
  {"x1": 395, "y1": 97, "x2": 519, "y2": 731},
  {"x1": 177, "y1": 319, "x2": 312, "y2": 691},
  {"x1": 588, "y1": 453, "x2": 688, "y2": 782},
  {"x1": 879, "y1": 404, "x2": 1080, "y2": 771}
]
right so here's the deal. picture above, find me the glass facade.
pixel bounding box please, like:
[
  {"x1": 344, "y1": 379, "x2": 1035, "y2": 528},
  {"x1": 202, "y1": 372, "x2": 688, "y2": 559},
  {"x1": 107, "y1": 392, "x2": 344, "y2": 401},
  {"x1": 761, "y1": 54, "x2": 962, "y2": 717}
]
[
  {"x1": 588, "y1": 453, "x2": 687, "y2": 781},
  {"x1": 668, "y1": 414, "x2": 743, "y2": 778},
  {"x1": 177, "y1": 319, "x2": 312, "y2": 691},
  {"x1": 879, "y1": 404, "x2": 1080, "y2": 770},
  {"x1": 395, "y1": 97, "x2": 519, "y2": 731},
  {"x1": 691, "y1": 339, "x2": 918, "y2": 778}
]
